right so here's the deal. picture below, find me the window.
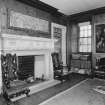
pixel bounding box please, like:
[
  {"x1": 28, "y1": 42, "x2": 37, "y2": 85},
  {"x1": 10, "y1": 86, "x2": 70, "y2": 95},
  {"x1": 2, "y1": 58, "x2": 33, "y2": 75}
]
[{"x1": 79, "y1": 22, "x2": 91, "y2": 52}]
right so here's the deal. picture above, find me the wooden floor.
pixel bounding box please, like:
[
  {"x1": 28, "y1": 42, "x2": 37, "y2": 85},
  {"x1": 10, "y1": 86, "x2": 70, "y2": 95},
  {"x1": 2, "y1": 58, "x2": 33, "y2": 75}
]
[
  {"x1": 39, "y1": 78, "x2": 105, "y2": 105},
  {"x1": 0, "y1": 73, "x2": 87, "y2": 105}
]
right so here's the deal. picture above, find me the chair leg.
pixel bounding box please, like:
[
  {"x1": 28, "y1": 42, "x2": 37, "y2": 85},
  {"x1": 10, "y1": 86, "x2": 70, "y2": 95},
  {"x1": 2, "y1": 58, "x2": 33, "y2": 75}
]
[
  {"x1": 59, "y1": 76, "x2": 63, "y2": 83},
  {"x1": 60, "y1": 75, "x2": 69, "y2": 83},
  {"x1": 67, "y1": 74, "x2": 70, "y2": 80}
]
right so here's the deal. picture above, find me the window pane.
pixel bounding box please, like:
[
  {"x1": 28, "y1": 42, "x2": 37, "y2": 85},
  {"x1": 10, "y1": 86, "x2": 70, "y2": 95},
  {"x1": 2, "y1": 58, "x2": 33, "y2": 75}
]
[
  {"x1": 83, "y1": 26, "x2": 86, "y2": 31},
  {"x1": 88, "y1": 29, "x2": 91, "y2": 37},
  {"x1": 80, "y1": 31, "x2": 84, "y2": 37},
  {"x1": 79, "y1": 44, "x2": 91, "y2": 52},
  {"x1": 80, "y1": 38, "x2": 92, "y2": 45},
  {"x1": 79, "y1": 24, "x2": 91, "y2": 52},
  {"x1": 80, "y1": 26, "x2": 84, "y2": 31},
  {"x1": 79, "y1": 45, "x2": 83, "y2": 52},
  {"x1": 82, "y1": 26, "x2": 85, "y2": 30},
  {"x1": 84, "y1": 30, "x2": 88, "y2": 37},
  {"x1": 79, "y1": 38, "x2": 83, "y2": 45},
  {"x1": 79, "y1": 45, "x2": 87, "y2": 52},
  {"x1": 87, "y1": 45, "x2": 91, "y2": 52},
  {"x1": 83, "y1": 38, "x2": 88, "y2": 44},
  {"x1": 88, "y1": 25, "x2": 91, "y2": 30},
  {"x1": 80, "y1": 38, "x2": 87, "y2": 44},
  {"x1": 87, "y1": 38, "x2": 91, "y2": 44},
  {"x1": 83, "y1": 45, "x2": 87, "y2": 52}
]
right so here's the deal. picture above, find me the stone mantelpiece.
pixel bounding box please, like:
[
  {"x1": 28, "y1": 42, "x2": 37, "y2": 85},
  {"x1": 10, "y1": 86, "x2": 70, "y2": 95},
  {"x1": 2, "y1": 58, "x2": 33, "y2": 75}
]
[
  {"x1": 0, "y1": 33, "x2": 55, "y2": 94},
  {"x1": 0, "y1": 33, "x2": 54, "y2": 51}
]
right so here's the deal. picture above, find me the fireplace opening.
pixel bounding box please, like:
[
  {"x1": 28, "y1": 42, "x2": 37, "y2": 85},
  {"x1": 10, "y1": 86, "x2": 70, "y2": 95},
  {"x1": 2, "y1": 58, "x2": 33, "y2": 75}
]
[
  {"x1": 17, "y1": 56, "x2": 34, "y2": 80},
  {"x1": 17, "y1": 55, "x2": 47, "y2": 82}
]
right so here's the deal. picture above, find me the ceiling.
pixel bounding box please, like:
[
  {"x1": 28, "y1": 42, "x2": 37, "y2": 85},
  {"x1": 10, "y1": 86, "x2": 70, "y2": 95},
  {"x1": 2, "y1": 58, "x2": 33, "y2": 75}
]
[{"x1": 40, "y1": 0, "x2": 105, "y2": 15}]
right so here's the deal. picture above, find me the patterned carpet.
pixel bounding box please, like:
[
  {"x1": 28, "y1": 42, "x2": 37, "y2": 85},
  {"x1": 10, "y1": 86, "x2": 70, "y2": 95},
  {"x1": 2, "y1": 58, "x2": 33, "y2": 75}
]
[{"x1": 39, "y1": 78, "x2": 105, "y2": 105}]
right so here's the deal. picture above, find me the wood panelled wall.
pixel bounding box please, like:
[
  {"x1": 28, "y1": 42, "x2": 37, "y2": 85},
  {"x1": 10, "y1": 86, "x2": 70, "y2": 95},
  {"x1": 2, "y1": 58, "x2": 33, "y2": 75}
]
[
  {"x1": 67, "y1": 12, "x2": 105, "y2": 68},
  {"x1": 70, "y1": 24, "x2": 79, "y2": 53},
  {"x1": 0, "y1": 0, "x2": 67, "y2": 38},
  {"x1": 66, "y1": 23, "x2": 79, "y2": 66},
  {"x1": 2, "y1": 0, "x2": 105, "y2": 68}
]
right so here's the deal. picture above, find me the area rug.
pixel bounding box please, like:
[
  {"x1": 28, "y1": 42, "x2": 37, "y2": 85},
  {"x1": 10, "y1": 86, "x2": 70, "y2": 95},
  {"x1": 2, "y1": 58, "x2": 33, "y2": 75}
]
[
  {"x1": 93, "y1": 85, "x2": 105, "y2": 94},
  {"x1": 39, "y1": 78, "x2": 105, "y2": 105}
]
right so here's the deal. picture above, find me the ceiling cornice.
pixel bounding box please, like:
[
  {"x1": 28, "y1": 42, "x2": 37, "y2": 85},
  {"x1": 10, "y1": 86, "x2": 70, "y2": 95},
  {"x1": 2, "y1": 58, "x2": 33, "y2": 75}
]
[
  {"x1": 16, "y1": 0, "x2": 57, "y2": 13},
  {"x1": 16, "y1": 0, "x2": 67, "y2": 17},
  {"x1": 68, "y1": 6, "x2": 105, "y2": 23}
]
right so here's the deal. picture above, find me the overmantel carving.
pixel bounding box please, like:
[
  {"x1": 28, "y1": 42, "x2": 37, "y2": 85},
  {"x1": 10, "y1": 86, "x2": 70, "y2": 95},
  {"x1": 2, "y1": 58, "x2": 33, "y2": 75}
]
[
  {"x1": 1, "y1": 33, "x2": 54, "y2": 51},
  {"x1": 9, "y1": 10, "x2": 50, "y2": 33}
]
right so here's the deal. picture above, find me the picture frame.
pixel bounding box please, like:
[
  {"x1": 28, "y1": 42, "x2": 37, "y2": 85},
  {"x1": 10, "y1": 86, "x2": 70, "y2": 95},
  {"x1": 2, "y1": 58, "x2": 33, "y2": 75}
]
[
  {"x1": 95, "y1": 24, "x2": 105, "y2": 53},
  {"x1": 7, "y1": 9, "x2": 50, "y2": 35}
]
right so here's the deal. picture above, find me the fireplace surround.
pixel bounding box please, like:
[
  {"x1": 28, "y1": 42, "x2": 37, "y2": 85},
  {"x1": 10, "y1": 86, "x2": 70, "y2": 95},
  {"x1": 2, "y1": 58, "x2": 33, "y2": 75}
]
[
  {"x1": 0, "y1": 33, "x2": 60, "y2": 101},
  {"x1": 0, "y1": 33, "x2": 54, "y2": 79}
]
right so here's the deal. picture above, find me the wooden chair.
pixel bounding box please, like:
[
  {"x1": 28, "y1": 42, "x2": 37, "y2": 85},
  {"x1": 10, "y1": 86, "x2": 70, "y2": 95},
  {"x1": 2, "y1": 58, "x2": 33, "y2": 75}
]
[
  {"x1": 1, "y1": 53, "x2": 30, "y2": 104},
  {"x1": 51, "y1": 52, "x2": 71, "y2": 82}
]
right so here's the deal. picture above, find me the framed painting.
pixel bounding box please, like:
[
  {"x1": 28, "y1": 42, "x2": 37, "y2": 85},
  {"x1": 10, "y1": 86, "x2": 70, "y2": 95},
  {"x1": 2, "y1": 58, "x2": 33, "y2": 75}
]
[
  {"x1": 95, "y1": 24, "x2": 105, "y2": 53},
  {"x1": 7, "y1": 10, "x2": 50, "y2": 34}
]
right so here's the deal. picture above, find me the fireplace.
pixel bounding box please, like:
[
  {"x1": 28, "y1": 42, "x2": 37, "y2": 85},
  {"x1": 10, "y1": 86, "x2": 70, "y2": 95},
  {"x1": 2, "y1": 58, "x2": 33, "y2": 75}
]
[
  {"x1": 0, "y1": 33, "x2": 60, "y2": 98},
  {"x1": 0, "y1": 33, "x2": 54, "y2": 80}
]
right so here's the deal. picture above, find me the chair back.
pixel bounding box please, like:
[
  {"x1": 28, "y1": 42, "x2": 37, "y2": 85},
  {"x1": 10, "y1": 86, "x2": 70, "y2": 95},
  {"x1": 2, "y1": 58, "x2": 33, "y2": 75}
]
[
  {"x1": 1, "y1": 53, "x2": 18, "y2": 88},
  {"x1": 52, "y1": 53, "x2": 62, "y2": 70}
]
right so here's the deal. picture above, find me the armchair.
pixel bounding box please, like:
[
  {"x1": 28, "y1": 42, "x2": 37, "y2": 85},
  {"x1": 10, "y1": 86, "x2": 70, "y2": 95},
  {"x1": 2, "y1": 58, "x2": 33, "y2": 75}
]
[
  {"x1": 51, "y1": 52, "x2": 71, "y2": 82},
  {"x1": 1, "y1": 53, "x2": 30, "y2": 103}
]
